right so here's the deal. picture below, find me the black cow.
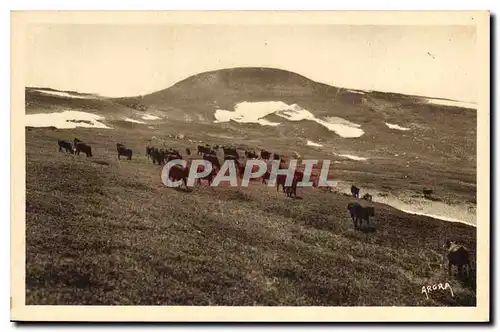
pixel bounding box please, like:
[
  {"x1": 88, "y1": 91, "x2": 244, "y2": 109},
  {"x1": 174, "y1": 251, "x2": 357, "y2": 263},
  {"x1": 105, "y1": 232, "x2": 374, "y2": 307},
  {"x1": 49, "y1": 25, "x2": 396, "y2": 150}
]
[
  {"x1": 75, "y1": 142, "x2": 92, "y2": 157},
  {"x1": 167, "y1": 164, "x2": 189, "y2": 189},
  {"x1": 245, "y1": 150, "x2": 258, "y2": 159},
  {"x1": 222, "y1": 147, "x2": 239, "y2": 159},
  {"x1": 197, "y1": 145, "x2": 215, "y2": 156},
  {"x1": 260, "y1": 149, "x2": 271, "y2": 160},
  {"x1": 168, "y1": 149, "x2": 182, "y2": 158},
  {"x1": 151, "y1": 148, "x2": 164, "y2": 165},
  {"x1": 351, "y1": 185, "x2": 360, "y2": 198},
  {"x1": 117, "y1": 143, "x2": 133, "y2": 160},
  {"x1": 164, "y1": 153, "x2": 183, "y2": 164},
  {"x1": 74, "y1": 138, "x2": 82, "y2": 147},
  {"x1": 347, "y1": 202, "x2": 374, "y2": 230},
  {"x1": 444, "y1": 241, "x2": 473, "y2": 278},
  {"x1": 146, "y1": 146, "x2": 154, "y2": 159},
  {"x1": 284, "y1": 171, "x2": 304, "y2": 198},
  {"x1": 58, "y1": 140, "x2": 74, "y2": 153},
  {"x1": 203, "y1": 154, "x2": 221, "y2": 169}
]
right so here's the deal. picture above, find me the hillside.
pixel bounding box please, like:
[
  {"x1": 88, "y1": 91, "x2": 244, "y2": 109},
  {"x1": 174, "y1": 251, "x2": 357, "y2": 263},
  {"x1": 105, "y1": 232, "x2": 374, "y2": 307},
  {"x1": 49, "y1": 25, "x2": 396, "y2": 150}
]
[{"x1": 25, "y1": 127, "x2": 476, "y2": 306}]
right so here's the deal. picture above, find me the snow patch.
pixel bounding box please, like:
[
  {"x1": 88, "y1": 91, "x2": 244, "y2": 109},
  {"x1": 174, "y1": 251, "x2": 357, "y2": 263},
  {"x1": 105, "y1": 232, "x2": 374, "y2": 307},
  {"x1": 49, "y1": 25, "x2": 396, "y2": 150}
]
[
  {"x1": 398, "y1": 209, "x2": 474, "y2": 225},
  {"x1": 376, "y1": 195, "x2": 476, "y2": 226},
  {"x1": 334, "y1": 153, "x2": 367, "y2": 161},
  {"x1": 323, "y1": 117, "x2": 361, "y2": 128},
  {"x1": 306, "y1": 140, "x2": 323, "y2": 147},
  {"x1": 124, "y1": 118, "x2": 146, "y2": 124},
  {"x1": 426, "y1": 98, "x2": 477, "y2": 109},
  {"x1": 34, "y1": 89, "x2": 94, "y2": 99},
  {"x1": 347, "y1": 90, "x2": 365, "y2": 95},
  {"x1": 26, "y1": 110, "x2": 111, "y2": 129},
  {"x1": 385, "y1": 122, "x2": 411, "y2": 131},
  {"x1": 141, "y1": 114, "x2": 161, "y2": 120},
  {"x1": 257, "y1": 118, "x2": 281, "y2": 126},
  {"x1": 214, "y1": 101, "x2": 364, "y2": 138}
]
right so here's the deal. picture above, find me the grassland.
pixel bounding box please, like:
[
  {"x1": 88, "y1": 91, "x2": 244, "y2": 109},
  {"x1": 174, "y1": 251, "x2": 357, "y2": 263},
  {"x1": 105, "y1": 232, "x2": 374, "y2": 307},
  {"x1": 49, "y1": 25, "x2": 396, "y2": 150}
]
[{"x1": 25, "y1": 127, "x2": 476, "y2": 306}]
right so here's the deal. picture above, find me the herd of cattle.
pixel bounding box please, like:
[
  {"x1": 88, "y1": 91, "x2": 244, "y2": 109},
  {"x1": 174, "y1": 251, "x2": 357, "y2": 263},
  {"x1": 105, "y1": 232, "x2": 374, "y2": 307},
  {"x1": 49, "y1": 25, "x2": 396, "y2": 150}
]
[
  {"x1": 57, "y1": 138, "x2": 376, "y2": 224},
  {"x1": 54, "y1": 137, "x2": 473, "y2": 277}
]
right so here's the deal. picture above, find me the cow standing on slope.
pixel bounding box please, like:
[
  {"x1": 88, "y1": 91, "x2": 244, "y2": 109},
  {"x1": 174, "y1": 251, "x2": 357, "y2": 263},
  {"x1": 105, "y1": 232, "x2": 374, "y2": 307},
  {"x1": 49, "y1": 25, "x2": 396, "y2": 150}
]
[
  {"x1": 351, "y1": 185, "x2": 360, "y2": 198},
  {"x1": 197, "y1": 145, "x2": 215, "y2": 156},
  {"x1": 260, "y1": 149, "x2": 271, "y2": 160},
  {"x1": 74, "y1": 142, "x2": 93, "y2": 157},
  {"x1": 284, "y1": 171, "x2": 304, "y2": 198},
  {"x1": 58, "y1": 140, "x2": 74, "y2": 154},
  {"x1": 347, "y1": 202, "x2": 374, "y2": 230},
  {"x1": 444, "y1": 240, "x2": 473, "y2": 278},
  {"x1": 117, "y1": 143, "x2": 133, "y2": 160}
]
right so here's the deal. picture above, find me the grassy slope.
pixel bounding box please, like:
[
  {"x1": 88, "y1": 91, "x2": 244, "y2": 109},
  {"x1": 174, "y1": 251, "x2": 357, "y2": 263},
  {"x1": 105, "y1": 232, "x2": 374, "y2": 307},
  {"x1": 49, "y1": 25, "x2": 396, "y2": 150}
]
[{"x1": 26, "y1": 127, "x2": 476, "y2": 306}]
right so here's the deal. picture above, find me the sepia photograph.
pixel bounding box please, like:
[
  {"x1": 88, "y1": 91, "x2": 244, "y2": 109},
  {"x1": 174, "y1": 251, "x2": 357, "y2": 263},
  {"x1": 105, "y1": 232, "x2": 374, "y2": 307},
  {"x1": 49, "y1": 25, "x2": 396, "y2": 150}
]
[{"x1": 10, "y1": 10, "x2": 490, "y2": 322}]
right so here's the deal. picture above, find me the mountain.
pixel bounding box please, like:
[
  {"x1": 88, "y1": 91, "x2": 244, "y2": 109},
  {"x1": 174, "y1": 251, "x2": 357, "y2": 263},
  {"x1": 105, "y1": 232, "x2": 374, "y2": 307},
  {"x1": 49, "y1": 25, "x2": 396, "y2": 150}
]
[
  {"x1": 110, "y1": 67, "x2": 476, "y2": 167},
  {"x1": 113, "y1": 67, "x2": 448, "y2": 125}
]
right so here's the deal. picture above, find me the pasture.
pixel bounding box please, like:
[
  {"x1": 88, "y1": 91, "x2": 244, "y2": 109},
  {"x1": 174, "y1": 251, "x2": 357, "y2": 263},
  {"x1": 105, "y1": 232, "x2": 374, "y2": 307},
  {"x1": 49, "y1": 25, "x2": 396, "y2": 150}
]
[{"x1": 25, "y1": 126, "x2": 476, "y2": 306}]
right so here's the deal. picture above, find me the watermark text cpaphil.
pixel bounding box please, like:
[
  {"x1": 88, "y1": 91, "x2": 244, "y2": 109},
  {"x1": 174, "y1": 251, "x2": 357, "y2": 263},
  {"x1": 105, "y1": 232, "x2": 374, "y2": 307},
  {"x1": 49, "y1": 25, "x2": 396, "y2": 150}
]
[{"x1": 160, "y1": 159, "x2": 338, "y2": 188}]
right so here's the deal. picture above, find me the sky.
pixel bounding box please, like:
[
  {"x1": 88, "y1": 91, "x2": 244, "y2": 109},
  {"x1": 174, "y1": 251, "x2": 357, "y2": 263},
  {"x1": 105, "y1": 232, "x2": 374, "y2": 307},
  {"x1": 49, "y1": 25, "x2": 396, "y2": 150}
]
[{"x1": 24, "y1": 24, "x2": 477, "y2": 102}]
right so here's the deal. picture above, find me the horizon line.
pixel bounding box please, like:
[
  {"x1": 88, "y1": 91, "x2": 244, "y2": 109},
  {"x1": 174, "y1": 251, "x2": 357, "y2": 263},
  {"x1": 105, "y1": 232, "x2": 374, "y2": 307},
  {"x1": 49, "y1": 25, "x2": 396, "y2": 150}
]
[{"x1": 25, "y1": 66, "x2": 478, "y2": 104}]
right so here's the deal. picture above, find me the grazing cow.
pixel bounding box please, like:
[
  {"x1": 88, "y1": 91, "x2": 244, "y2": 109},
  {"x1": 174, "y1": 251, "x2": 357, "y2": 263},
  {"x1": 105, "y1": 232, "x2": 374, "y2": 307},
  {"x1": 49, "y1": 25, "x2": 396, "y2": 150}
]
[
  {"x1": 223, "y1": 147, "x2": 239, "y2": 159},
  {"x1": 74, "y1": 142, "x2": 92, "y2": 157},
  {"x1": 117, "y1": 143, "x2": 133, "y2": 160},
  {"x1": 278, "y1": 159, "x2": 288, "y2": 170},
  {"x1": 224, "y1": 154, "x2": 239, "y2": 162},
  {"x1": 169, "y1": 148, "x2": 181, "y2": 157},
  {"x1": 164, "y1": 153, "x2": 183, "y2": 164},
  {"x1": 276, "y1": 174, "x2": 288, "y2": 193},
  {"x1": 186, "y1": 148, "x2": 191, "y2": 156},
  {"x1": 362, "y1": 193, "x2": 373, "y2": 202},
  {"x1": 444, "y1": 240, "x2": 472, "y2": 278},
  {"x1": 284, "y1": 171, "x2": 304, "y2": 198},
  {"x1": 197, "y1": 145, "x2": 215, "y2": 156},
  {"x1": 347, "y1": 202, "x2": 375, "y2": 230},
  {"x1": 146, "y1": 146, "x2": 154, "y2": 159},
  {"x1": 58, "y1": 140, "x2": 74, "y2": 153},
  {"x1": 167, "y1": 164, "x2": 189, "y2": 188},
  {"x1": 262, "y1": 171, "x2": 271, "y2": 184},
  {"x1": 230, "y1": 159, "x2": 246, "y2": 178},
  {"x1": 196, "y1": 165, "x2": 218, "y2": 185},
  {"x1": 238, "y1": 163, "x2": 261, "y2": 180},
  {"x1": 203, "y1": 154, "x2": 221, "y2": 169},
  {"x1": 351, "y1": 185, "x2": 360, "y2": 198},
  {"x1": 260, "y1": 149, "x2": 271, "y2": 160},
  {"x1": 423, "y1": 189, "x2": 433, "y2": 199},
  {"x1": 151, "y1": 148, "x2": 164, "y2": 165},
  {"x1": 245, "y1": 150, "x2": 258, "y2": 159}
]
